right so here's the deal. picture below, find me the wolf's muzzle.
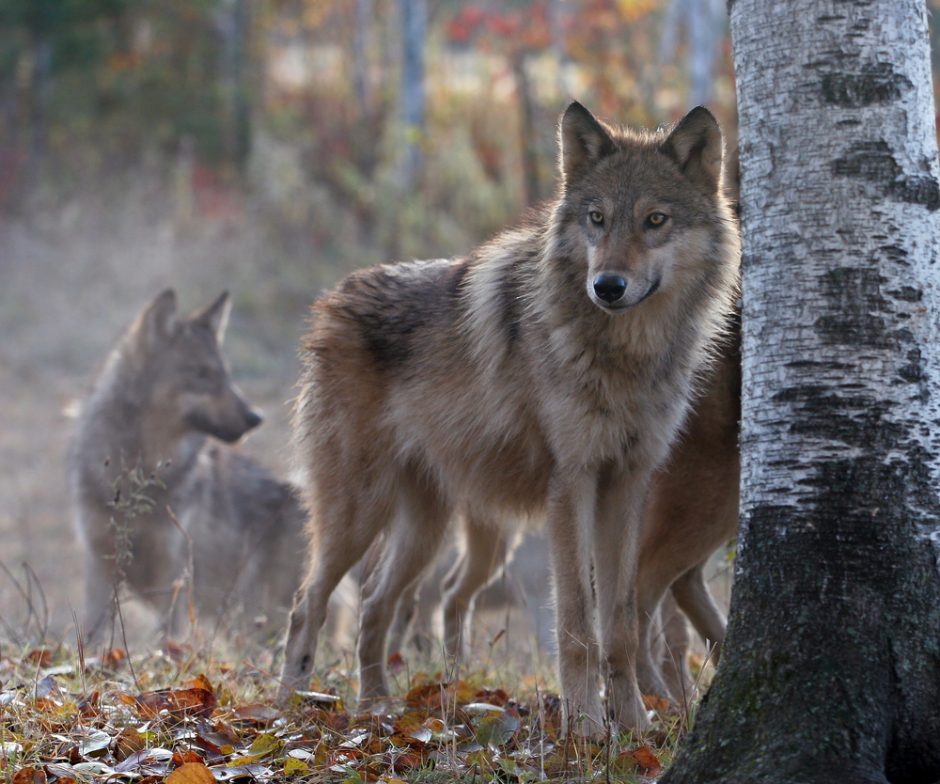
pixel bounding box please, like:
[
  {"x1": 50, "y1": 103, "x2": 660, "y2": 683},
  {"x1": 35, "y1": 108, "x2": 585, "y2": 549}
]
[{"x1": 593, "y1": 273, "x2": 628, "y2": 304}]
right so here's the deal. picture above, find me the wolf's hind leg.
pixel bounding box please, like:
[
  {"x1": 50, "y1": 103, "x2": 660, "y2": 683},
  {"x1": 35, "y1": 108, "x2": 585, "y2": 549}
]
[
  {"x1": 279, "y1": 491, "x2": 392, "y2": 702},
  {"x1": 357, "y1": 477, "x2": 450, "y2": 701},
  {"x1": 441, "y1": 515, "x2": 511, "y2": 659},
  {"x1": 671, "y1": 562, "x2": 726, "y2": 663},
  {"x1": 635, "y1": 564, "x2": 681, "y2": 703},
  {"x1": 658, "y1": 591, "x2": 693, "y2": 704}
]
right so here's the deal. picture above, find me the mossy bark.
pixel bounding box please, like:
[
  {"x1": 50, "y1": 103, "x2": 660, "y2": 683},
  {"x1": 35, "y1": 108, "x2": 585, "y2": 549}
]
[{"x1": 663, "y1": 1, "x2": 940, "y2": 781}]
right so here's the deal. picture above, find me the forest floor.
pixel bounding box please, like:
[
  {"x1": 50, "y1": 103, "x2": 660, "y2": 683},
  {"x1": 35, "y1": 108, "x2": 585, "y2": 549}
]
[
  {"x1": 0, "y1": 621, "x2": 697, "y2": 784},
  {"x1": 0, "y1": 190, "x2": 728, "y2": 783}
]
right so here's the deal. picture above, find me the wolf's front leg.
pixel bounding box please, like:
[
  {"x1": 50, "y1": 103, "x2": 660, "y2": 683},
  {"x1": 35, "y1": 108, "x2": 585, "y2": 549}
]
[
  {"x1": 547, "y1": 469, "x2": 605, "y2": 737},
  {"x1": 82, "y1": 548, "x2": 118, "y2": 647},
  {"x1": 593, "y1": 466, "x2": 651, "y2": 733}
]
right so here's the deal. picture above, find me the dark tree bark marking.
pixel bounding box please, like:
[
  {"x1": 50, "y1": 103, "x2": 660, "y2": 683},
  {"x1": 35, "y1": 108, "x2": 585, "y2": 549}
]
[
  {"x1": 832, "y1": 141, "x2": 940, "y2": 210},
  {"x1": 821, "y1": 63, "x2": 912, "y2": 107}
]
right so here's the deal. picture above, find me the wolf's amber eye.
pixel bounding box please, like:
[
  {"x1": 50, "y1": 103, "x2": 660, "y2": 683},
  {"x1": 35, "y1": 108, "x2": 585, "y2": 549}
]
[
  {"x1": 646, "y1": 212, "x2": 669, "y2": 228},
  {"x1": 588, "y1": 209, "x2": 605, "y2": 226}
]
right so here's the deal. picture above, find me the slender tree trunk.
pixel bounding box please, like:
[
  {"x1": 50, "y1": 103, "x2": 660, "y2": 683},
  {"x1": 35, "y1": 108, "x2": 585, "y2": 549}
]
[
  {"x1": 512, "y1": 53, "x2": 541, "y2": 205},
  {"x1": 27, "y1": 31, "x2": 52, "y2": 177},
  {"x1": 663, "y1": 1, "x2": 940, "y2": 782},
  {"x1": 397, "y1": 0, "x2": 426, "y2": 191},
  {"x1": 548, "y1": 0, "x2": 569, "y2": 96},
  {"x1": 686, "y1": 0, "x2": 724, "y2": 106},
  {"x1": 218, "y1": 0, "x2": 252, "y2": 169},
  {"x1": 352, "y1": 0, "x2": 373, "y2": 118}
]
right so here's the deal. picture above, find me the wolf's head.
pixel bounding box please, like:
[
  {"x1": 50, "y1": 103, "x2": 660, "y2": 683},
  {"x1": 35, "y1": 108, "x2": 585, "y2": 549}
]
[
  {"x1": 129, "y1": 289, "x2": 263, "y2": 443},
  {"x1": 553, "y1": 102, "x2": 729, "y2": 314}
]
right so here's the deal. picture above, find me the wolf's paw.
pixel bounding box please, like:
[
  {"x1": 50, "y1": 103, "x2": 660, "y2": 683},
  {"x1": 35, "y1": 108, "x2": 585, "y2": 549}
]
[
  {"x1": 277, "y1": 652, "x2": 314, "y2": 704},
  {"x1": 607, "y1": 682, "x2": 651, "y2": 734},
  {"x1": 558, "y1": 695, "x2": 608, "y2": 740}
]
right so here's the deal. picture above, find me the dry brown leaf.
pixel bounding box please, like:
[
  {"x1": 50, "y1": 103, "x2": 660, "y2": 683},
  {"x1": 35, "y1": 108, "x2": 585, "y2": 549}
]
[
  {"x1": 642, "y1": 693, "x2": 671, "y2": 713},
  {"x1": 630, "y1": 745, "x2": 663, "y2": 776},
  {"x1": 12, "y1": 767, "x2": 46, "y2": 784},
  {"x1": 113, "y1": 727, "x2": 147, "y2": 762},
  {"x1": 172, "y1": 750, "x2": 205, "y2": 766},
  {"x1": 233, "y1": 703, "x2": 280, "y2": 725},
  {"x1": 387, "y1": 652, "x2": 406, "y2": 673},
  {"x1": 165, "y1": 762, "x2": 216, "y2": 784},
  {"x1": 77, "y1": 690, "x2": 100, "y2": 718},
  {"x1": 162, "y1": 641, "x2": 192, "y2": 662},
  {"x1": 474, "y1": 687, "x2": 509, "y2": 707},
  {"x1": 134, "y1": 682, "x2": 216, "y2": 719},
  {"x1": 99, "y1": 648, "x2": 128, "y2": 669},
  {"x1": 24, "y1": 648, "x2": 53, "y2": 667}
]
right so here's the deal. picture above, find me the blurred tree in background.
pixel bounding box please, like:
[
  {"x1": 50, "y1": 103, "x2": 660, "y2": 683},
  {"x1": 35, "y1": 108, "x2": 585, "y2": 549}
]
[{"x1": 0, "y1": 1, "x2": 740, "y2": 261}]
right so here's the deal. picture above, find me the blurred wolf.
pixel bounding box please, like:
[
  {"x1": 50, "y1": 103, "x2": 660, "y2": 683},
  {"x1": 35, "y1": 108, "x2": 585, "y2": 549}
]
[
  {"x1": 280, "y1": 102, "x2": 738, "y2": 734},
  {"x1": 70, "y1": 289, "x2": 306, "y2": 643}
]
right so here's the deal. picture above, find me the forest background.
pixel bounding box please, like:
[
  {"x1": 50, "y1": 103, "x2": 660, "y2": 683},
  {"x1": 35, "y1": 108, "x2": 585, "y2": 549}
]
[{"x1": 2, "y1": 0, "x2": 939, "y2": 644}]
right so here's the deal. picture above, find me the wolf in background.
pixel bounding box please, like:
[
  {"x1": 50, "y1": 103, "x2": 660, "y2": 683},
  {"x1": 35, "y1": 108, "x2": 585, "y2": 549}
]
[
  {"x1": 280, "y1": 101, "x2": 739, "y2": 734},
  {"x1": 70, "y1": 289, "x2": 306, "y2": 643}
]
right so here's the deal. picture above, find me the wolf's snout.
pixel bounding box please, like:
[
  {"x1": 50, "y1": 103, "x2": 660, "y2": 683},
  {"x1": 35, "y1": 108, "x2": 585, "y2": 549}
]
[
  {"x1": 593, "y1": 273, "x2": 627, "y2": 304},
  {"x1": 244, "y1": 409, "x2": 264, "y2": 431}
]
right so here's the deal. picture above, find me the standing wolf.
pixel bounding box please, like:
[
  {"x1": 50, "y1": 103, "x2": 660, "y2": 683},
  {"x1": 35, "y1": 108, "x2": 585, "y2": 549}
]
[
  {"x1": 438, "y1": 315, "x2": 740, "y2": 703},
  {"x1": 281, "y1": 102, "x2": 739, "y2": 734},
  {"x1": 71, "y1": 290, "x2": 306, "y2": 642}
]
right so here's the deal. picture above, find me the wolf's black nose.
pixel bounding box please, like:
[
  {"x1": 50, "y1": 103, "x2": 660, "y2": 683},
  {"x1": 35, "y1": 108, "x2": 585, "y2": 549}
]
[
  {"x1": 245, "y1": 410, "x2": 264, "y2": 430},
  {"x1": 593, "y1": 273, "x2": 627, "y2": 303}
]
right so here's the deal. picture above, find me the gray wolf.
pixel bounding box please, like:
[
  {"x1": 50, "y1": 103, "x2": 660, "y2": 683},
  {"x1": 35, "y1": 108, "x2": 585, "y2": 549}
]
[
  {"x1": 70, "y1": 289, "x2": 306, "y2": 643},
  {"x1": 280, "y1": 102, "x2": 739, "y2": 734},
  {"x1": 423, "y1": 315, "x2": 739, "y2": 702}
]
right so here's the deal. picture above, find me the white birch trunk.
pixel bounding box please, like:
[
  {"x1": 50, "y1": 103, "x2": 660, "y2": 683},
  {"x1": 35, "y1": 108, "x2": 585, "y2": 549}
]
[{"x1": 663, "y1": 1, "x2": 940, "y2": 780}]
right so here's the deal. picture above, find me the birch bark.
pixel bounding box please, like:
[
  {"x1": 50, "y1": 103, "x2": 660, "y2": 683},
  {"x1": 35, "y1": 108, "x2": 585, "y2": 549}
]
[{"x1": 663, "y1": 1, "x2": 940, "y2": 780}]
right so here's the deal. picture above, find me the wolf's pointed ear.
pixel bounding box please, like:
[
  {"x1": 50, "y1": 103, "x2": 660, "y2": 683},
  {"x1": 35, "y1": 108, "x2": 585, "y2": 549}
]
[
  {"x1": 193, "y1": 290, "x2": 231, "y2": 343},
  {"x1": 559, "y1": 101, "x2": 616, "y2": 182},
  {"x1": 137, "y1": 288, "x2": 177, "y2": 347},
  {"x1": 660, "y1": 106, "x2": 723, "y2": 192}
]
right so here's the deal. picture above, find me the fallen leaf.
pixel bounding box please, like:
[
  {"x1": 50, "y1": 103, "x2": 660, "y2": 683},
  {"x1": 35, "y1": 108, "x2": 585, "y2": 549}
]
[
  {"x1": 134, "y1": 683, "x2": 216, "y2": 719},
  {"x1": 113, "y1": 727, "x2": 147, "y2": 762},
  {"x1": 283, "y1": 757, "x2": 309, "y2": 776},
  {"x1": 213, "y1": 764, "x2": 274, "y2": 781},
  {"x1": 76, "y1": 728, "x2": 112, "y2": 757},
  {"x1": 24, "y1": 649, "x2": 53, "y2": 667},
  {"x1": 113, "y1": 747, "x2": 175, "y2": 774},
  {"x1": 12, "y1": 767, "x2": 46, "y2": 784},
  {"x1": 166, "y1": 762, "x2": 216, "y2": 784},
  {"x1": 630, "y1": 745, "x2": 663, "y2": 776},
  {"x1": 642, "y1": 693, "x2": 670, "y2": 713},
  {"x1": 99, "y1": 648, "x2": 128, "y2": 669},
  {"x1": 387, "y1": 652, "x2": 405, "y2": 673},
  {"x1": 233, "y1": 703, "x2": 280, "y2": 725},
  {"x1": 172, "y1": 750, "x2": 205, "y2": 766},
  {"x1": 163, "y1": 641, "x2": 192, "y2": 662},
  {"x1": 77, "y1": 690, "x2": 100, "y2": 718}
]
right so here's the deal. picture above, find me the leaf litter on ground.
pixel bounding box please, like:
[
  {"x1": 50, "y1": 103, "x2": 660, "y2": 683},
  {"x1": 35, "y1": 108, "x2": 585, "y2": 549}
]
[{"x1": 0, "y1": 643, "x2": 684, "y2": 783}]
